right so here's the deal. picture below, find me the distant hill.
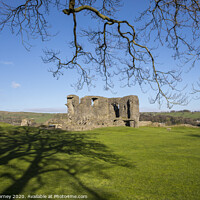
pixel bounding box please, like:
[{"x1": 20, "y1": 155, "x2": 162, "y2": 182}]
[
  {"x1": 1, "y1": 110, "x2": 200, "y2": 127},
  {"x1": 0, "y1": 111, "x2": 59, "y2": 125},
  {"x1": 141, "y1": 111, "x2": 200, "y2": 120},
  {"x1": 140, "y1": 111, "x2": 200, "y2": 126}
]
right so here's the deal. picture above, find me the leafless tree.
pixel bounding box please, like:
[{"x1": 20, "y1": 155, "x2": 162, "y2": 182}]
[{"x1": 0, "y1": 0, "x2": 199, "y2": 107}]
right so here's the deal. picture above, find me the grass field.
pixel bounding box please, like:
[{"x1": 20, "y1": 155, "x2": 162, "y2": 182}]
[{"x1": 0, "y1": 125, "x2": 200, "y2": 200}]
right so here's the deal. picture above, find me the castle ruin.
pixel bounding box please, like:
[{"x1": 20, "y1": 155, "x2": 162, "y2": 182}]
[{"x1": 65, "y1": 95, "x2": 139, "y2": 130}]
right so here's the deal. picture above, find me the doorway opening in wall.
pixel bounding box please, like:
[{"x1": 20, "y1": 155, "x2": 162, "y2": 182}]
[
  {"x1": 113, "y1": 103, "x2": 120, "y2": 118},
  {"x1": 91, "y1": 98, "x2": 98, "y2": 106},
  {"x1": 125, "y1": 121, "x2": 130, "y2": 127},
  {"x1": 127, "y1": 100, "x2": 130, "y2": 119}
]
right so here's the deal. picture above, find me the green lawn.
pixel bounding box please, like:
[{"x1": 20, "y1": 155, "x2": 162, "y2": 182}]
[{"x1": 0, "y1": 125, "x2": 200, "y2": 200}]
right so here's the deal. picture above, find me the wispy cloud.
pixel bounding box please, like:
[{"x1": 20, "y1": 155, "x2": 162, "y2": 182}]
[
  {"x1": 11, "y1": 81, "x2": 21, "y2": 89},
  {"x1": 0, "y1": 61, "x2": 14, "y2": 65}
]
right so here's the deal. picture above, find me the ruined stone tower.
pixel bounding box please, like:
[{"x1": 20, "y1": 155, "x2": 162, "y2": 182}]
[{"x1": 65, "y1": 95, "x2": 139, "y2": 130}]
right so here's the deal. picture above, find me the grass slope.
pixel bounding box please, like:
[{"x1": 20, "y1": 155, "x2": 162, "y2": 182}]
[
  {"x1": 0, "y1": 125, "x2": 200, "y2": 200},
  {"x1": 0, "y1": 111, "x2": 57, "y2": 124},
  {"x1": 0, "y1": 122, "x2": 13, "y2": 127}
]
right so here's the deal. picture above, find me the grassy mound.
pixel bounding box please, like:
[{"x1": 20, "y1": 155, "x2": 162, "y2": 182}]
[
  {"x1": 0, "y1": 122, "x2": 13, "y2": 127},
  {"x1": 0, "y1": 126, "x2": 200, "y2": 200}
]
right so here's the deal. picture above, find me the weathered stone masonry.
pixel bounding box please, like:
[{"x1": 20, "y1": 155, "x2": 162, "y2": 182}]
[{"x1": 66, "y1": 95, "x2": 139, "y2": 130}]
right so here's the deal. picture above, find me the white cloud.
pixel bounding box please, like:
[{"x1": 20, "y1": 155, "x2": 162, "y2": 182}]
[
  {"x1": 0, "y1": 61, "x2": 14, "y2": 65},
  {"x1": 11, "y1": 81, "x2": 21, "y2": 88}
]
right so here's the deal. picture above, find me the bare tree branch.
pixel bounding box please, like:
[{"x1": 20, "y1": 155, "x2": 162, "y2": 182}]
[
  {"x1": 191, "y1": 78, "x2": 200, "y2": 99},
  {"x1": 1, "y1": 0, "x2": 199, "y2": 107}
]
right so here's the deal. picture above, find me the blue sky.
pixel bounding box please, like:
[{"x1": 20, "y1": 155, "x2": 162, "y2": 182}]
[{"x1": 0, "y1": 0, "x2": 200, "y2": 113}]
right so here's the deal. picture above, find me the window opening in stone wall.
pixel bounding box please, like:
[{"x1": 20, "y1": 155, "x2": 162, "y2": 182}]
[
  {"x1": 127, "y1": 100, "x2": 130, "y2": 118},
  {"x1": 67, "y1": 97, "x2": 75, "y2": 115},
  {"x1": 91, "y1": 98, "x2": 98, "y2": 106},
  {"x1": 113, "y1": 103, "x2": 120, "y2": 118}
]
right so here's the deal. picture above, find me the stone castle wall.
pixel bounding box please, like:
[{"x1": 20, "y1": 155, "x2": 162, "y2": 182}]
[{"x1": 65, "y1": 95, "x2": 139, "y2": 130}]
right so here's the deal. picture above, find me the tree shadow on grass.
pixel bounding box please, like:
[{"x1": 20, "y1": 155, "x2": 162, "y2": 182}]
[
  {"x1": 186, "y1": 134, "x2": 200, "y2": 138},
  {"x1": 0, "y1": 126, "x2": 133, "y2": 200}
]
